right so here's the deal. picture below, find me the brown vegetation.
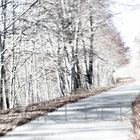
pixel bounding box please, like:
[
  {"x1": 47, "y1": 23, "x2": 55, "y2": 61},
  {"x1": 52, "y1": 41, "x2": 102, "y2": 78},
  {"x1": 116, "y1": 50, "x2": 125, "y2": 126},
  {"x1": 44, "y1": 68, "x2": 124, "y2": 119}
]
[
  {"x1": 131, "y1": 95, "x2": 140, "y2": 140},
  {"x1": 0, "y1": 78, "x2": 134, "y2": 136}
]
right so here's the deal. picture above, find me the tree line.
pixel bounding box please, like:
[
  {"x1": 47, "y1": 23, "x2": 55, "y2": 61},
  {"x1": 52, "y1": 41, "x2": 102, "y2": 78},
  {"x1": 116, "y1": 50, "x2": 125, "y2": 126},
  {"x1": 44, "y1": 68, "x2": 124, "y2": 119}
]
[{"x1": 0, "y1": 0, "x2": 128, "y2": 110}]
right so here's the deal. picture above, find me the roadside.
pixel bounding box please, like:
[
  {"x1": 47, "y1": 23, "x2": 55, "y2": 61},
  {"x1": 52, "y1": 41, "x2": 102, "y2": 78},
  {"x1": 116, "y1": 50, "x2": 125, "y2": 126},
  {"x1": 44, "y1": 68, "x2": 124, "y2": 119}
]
[
  {"x1": 131, "y1": 95, "x2": 140, "y2": 140},
  {"x1": 0, "y1": 77, "x2": 134, "y2": 136}
]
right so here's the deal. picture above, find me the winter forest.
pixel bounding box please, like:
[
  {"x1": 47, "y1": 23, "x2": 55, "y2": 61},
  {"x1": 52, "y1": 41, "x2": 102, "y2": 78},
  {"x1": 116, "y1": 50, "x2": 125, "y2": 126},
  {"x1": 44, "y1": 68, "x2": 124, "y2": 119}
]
[{"x1": 0, "y1": 0, "x2": 129, "y2": 110}]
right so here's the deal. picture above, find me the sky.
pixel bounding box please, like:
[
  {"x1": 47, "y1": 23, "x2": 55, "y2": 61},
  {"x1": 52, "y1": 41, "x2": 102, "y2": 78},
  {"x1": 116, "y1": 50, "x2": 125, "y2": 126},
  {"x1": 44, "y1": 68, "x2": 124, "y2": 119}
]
[
  {"x1": 110, "y1": 0, "x2": 140, "y2": 79},
  {"x1": 110, "y1": 0, "x2": 140, "y2": 48}
]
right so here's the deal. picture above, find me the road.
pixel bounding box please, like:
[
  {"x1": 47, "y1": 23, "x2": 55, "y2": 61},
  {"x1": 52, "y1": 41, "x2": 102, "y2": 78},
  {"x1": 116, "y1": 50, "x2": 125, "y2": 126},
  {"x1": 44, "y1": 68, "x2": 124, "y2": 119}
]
[{"x1": 1, "y1": 81, "x2": 140, "y2": 140}]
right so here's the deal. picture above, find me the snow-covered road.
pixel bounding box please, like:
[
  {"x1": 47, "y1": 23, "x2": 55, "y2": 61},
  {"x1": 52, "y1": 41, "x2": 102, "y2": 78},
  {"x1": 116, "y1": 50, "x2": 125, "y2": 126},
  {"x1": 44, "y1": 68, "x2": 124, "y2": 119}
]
[{"x1": 1, "y1": 81, "x2": 140, "y2": 140}]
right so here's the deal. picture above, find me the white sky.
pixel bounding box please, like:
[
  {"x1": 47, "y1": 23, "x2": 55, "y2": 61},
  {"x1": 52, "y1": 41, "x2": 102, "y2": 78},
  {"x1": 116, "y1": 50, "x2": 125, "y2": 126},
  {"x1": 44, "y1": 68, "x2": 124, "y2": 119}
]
[
  {"x1": 110, "y1": 0, "x2": 140, "y2": 79},
  {"x1": 110, "y1": 0, "x2": 140, "y2": 48}
]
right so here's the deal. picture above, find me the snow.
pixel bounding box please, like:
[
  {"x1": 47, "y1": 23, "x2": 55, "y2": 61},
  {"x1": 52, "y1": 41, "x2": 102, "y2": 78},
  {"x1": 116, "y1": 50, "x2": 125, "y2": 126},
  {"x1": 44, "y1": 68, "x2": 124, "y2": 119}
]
[{"x1": 1, "y1": 81, "x2": 140, "y2": 140}]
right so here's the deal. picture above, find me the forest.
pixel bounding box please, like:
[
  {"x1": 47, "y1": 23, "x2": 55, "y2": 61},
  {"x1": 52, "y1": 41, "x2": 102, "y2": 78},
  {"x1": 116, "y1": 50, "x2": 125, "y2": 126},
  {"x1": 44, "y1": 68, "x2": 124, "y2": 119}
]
[{"x1": 0, "y1": 0, "x2": 128, "y2": 110}]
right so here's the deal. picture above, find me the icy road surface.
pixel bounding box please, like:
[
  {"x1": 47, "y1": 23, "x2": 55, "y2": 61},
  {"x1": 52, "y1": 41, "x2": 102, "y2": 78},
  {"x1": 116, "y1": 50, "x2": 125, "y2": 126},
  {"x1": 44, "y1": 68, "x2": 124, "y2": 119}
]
[{"x1": 1, "y1": 81, "x2": 140, "y2": 140}]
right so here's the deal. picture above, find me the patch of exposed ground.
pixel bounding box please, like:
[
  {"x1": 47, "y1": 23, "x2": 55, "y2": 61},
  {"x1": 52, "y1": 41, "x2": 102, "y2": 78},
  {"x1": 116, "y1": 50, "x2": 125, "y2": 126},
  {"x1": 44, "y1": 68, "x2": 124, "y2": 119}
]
[
  {"x1": 0, "y1": 77, "x2": 134, "y2": 136},
  {"x1": 131, "y1": 95, "x2": 140, "y2": 140}
]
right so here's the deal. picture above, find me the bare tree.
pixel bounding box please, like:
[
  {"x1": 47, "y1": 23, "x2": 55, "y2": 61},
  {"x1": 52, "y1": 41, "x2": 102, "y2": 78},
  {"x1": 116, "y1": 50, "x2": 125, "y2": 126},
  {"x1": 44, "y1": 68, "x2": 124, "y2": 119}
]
[{"x1": 0, "y1": 0, "x2": 128, "y2": 109}]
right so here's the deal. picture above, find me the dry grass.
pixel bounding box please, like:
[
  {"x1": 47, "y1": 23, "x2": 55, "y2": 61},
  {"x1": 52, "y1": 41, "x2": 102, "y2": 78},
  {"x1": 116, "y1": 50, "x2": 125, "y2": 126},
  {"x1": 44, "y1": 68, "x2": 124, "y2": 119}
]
[
  {"x1": 131, "y1": 96, "x2": 140, "y2": 140},
  {"x1": 0, "y1": 77, "x2": 134, "y2": 136}
]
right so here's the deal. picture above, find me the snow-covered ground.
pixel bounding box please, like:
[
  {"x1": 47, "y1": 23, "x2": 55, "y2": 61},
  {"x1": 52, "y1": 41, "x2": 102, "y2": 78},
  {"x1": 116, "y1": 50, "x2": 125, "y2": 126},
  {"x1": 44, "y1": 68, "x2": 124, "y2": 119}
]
[{"x1": 1, "y1": 81, "x2": 140, "y2": 140}]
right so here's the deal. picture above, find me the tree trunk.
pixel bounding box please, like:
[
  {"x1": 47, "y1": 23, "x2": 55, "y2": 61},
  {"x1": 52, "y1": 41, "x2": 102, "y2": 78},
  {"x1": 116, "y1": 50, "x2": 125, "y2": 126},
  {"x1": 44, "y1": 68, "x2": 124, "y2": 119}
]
[{"x1": 88, "y1": 10, "x2": 94, "y2": 86}]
